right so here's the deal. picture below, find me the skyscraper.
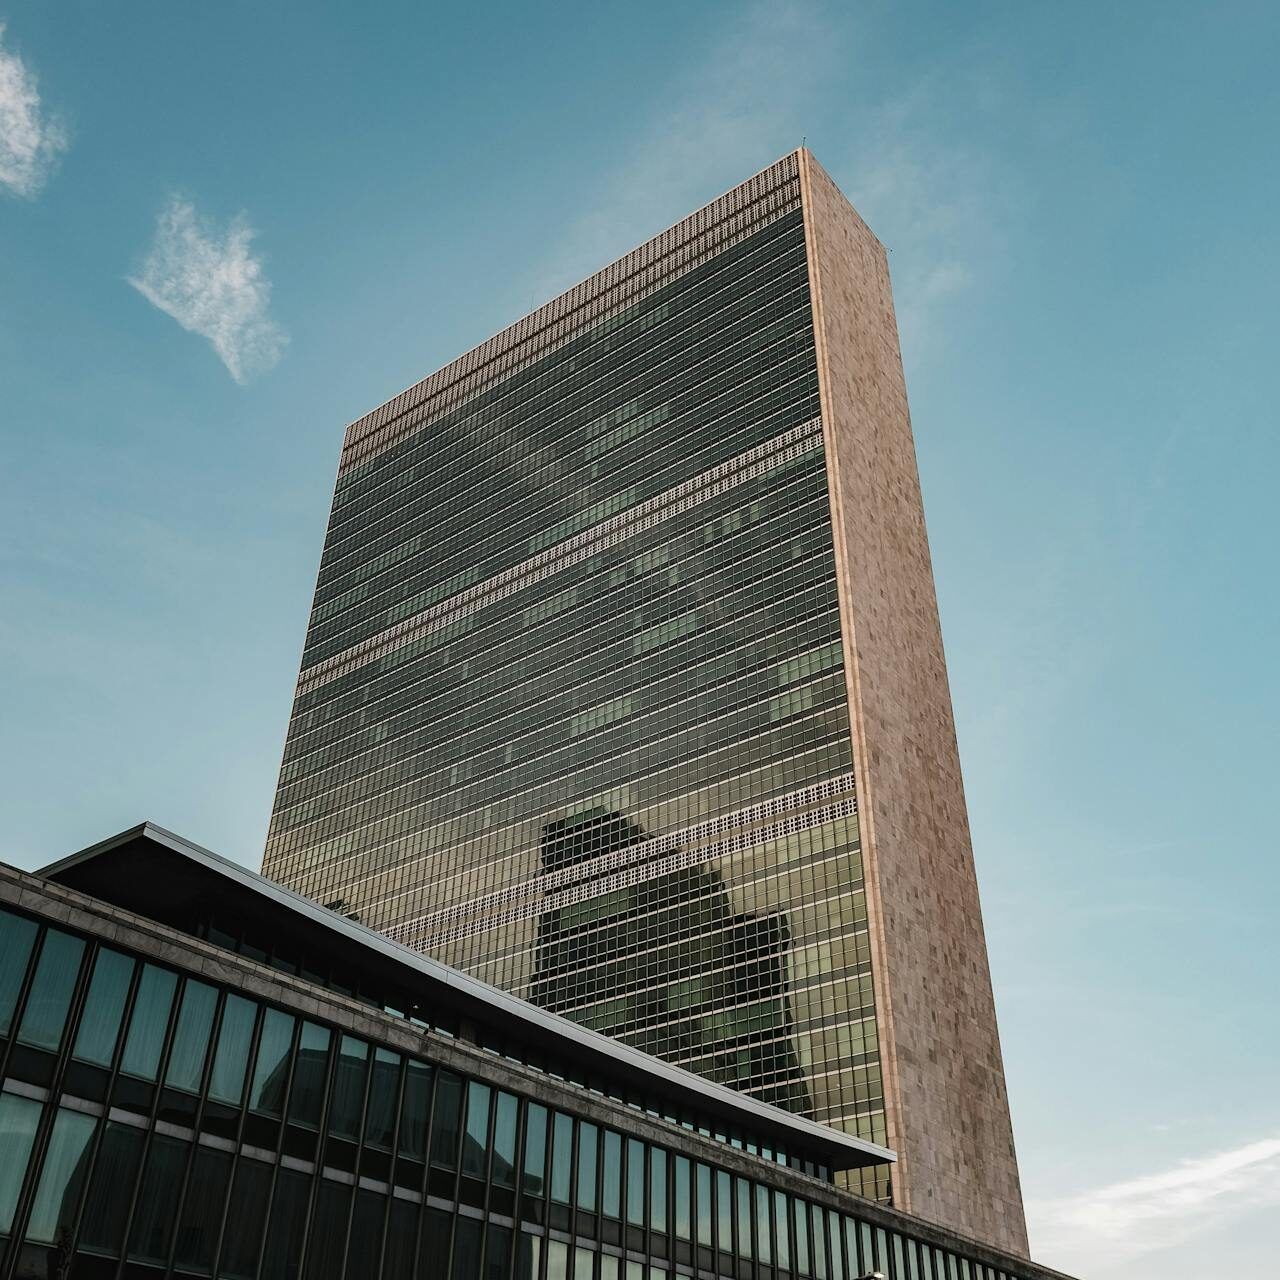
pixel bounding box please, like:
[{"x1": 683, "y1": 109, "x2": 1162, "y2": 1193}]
[{"x1": 264, "y1": 150, "x2": 1027, "y2": 1254}]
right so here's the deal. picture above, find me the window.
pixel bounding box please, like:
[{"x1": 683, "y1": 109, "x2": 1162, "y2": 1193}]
[
  {"x1": 452, "y1": 1216, "x2": 482, "y2": 1279},
  {"x1": 25, "y1": 1107, "x2": 97, "y2": 1243},
  {"x1": 523, "y1": 1102, "x2": 547, "y2": 1195},
  {"x1": 78, "y1": 1121, "x2": 145, "y2": 1255},
  {"x1": 261, "y1": 1167, "x2": 310, "y2": 1280},
  {"x1": 330, "y1": 1035, "x2": 370, "y2": 1139},
  {"x1": 626, "y1": 1139, "x2": 645, "y2": 1226},
  {"x1": 365, "y1": 1048, "x2": 401, "y2": 1149},
  {"x1": 208, "y1": 994, "x2": 256, "y2": 1104},
  {"x1": 695, "y1": 1163, "x2": 712, "y2": 1248},
  {"x1": 308, "y1": 1179, "x2": 351, "y2": 1280},
  {"x1": 220, "y1": 1158, "x2": 271, "y2": 1279},
  {"x1": 602, "y1": 1130, "x2": 622, "y2": 1218},
  {"x1": 577, "y1": 1121, "x2": 598, "y2": 1211},
  {"x1": 430, "y1": 1071, "x2": 463, "y2": 1168},
  {"x1": 462, "y1": 1080, "x2": 491, "y2": 1177},
  {"x1": 17, "y1": 928, "x2": 85, "y2": 1050},
  {"x1": 72, "y1": 947, "x2": 134, "y2": 1066},
  {"x1": 650, "y1": 1147, "x2": 667, "y2": 1234},
  {"x1": 250, "y1": 1008, "x2": 296, "y2": 1116},
  {"x1": 492, "y1": 1091, "x2": 518, "y2": 1188},
  {"x1": 173, "y1": 1144, "x2": 232, "y2": 1273},
  {"x1": 0, "y1": 1092, "x2": 42, "y2": 1233},
  {"x1": 120, "y1": 964, "x2": 178, "y2": 1079},
  {"x1": 127, "y1": 1133, "x2": 189, "y2": 1263},
  {"x1": 399, "y1": 1060, "x2": 432, "y2": 1160},
  {"x1": 166, "y1": 979, "x2": 217, "y2": 1092},
  {"x1": 551, "y1": 1111, "x2": 573, "y2": 1205},
  {"x1": 0, "y1": 909, "x2": 38, "y2": 1036},
  {"x1": 291, "y1": 1021, "x2": 333, "y2": 1128}
]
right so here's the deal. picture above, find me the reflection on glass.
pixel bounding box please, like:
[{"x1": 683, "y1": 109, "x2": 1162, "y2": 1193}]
[
  {"x1": 308, "y1": 1179, "x2": 351, "y2": 1280},
  {"x1": 576, "y1": 1121, "x2": 598, "y2": 1211},
  {"x1": 249, "y1": 1008, "x2": 296, "y2": 1116},
  {"x1": 25, "y1": 1106, "x2": 96, "y2": 1244},
  {"x1": 0, "y1": 909, "x2": 39, "y2": 1036},
  {"x1": 601, "y1": 1130, "x2": 621, "y2": 1218},
  {"x1": 492, "y1": 1091, "x2": 518, "y2": 1188},
  {"x1": 120, "y1": 964, "x2": 178, "y2": 1079},
  {"x1": 550, "y1": 1111, "x2": 573, "y2": 1205},
  {"x1": 72, "y1": 947, "x2": 134, "y2": 1066},
  {"x1": 451, "y1": 1216, "x2": 482, "y2": 1280},
  {"x1": 522, "y1": 1102, "x2": 547, "y2": 1195},
  {"x1": 429, "y1": 1071, "x2": 462, "y2": 1168},
  {"x1": 365, "y1": 1048, "x2": 401, "y2": 1150},
  {"x1": 330, "y1": 1034, "x2": 369, "y2": 1139},
  {"x1": 398, "y1": 1060, "x2": 432, "y2": 1160},
  {"x1": 531, "y1": 811, "x2": 809, "y2": 1118},
  {"x1": 17, "y1": 929, "x2": 85, "y2": 1050},
  {"x1": 0, "y1": 1092, "x2": 42, "y2": 1233},
  {"x1": 290, "y1": 1021, "x2": 332, "y2": 1129},
  {"x1": 462, "y1": 1080, "x2": 491, "y2": 1177},
  {"x1": 78, "y1": 1120, "x2": 145, "y2": 1254}
]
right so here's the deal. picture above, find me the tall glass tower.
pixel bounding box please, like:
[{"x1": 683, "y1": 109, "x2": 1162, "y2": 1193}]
[{"x1": 264, "y1": 151, "x2": 1028, "y2": 1254}]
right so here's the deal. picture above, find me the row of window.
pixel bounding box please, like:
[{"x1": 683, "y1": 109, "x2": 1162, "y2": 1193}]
[{"x1": 2, "y1": 900, "x2": 1025, "y2": 1280}]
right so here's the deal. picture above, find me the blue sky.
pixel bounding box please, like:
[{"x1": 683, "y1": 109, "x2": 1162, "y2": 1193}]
[{"x1": 2, "y1": 2, "x2": 1277, "y2": 1273}]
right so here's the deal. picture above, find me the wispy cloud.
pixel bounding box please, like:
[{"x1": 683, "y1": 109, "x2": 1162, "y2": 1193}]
[
  {"x1": 532, "y1": 0, "x2": 842, "y2": 300},
  {"x1": 831, "y1": 77, "x2": 1017, "y2": 361},
  {"x1": 129, "y1": 195, "x2": 287, "y2": 384},
  {"x1": 0, "y1": 23, "x2": 68, "y2": 198},
  {"x1": 1029, "y1": 1135, "x2": 1280, "y2": 1274}
]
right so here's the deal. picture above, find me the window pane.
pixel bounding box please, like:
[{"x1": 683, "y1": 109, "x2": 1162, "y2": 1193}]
[
  {"x1": 365, "y1": 1048, "x2": 401, "y2": 1150},
  {"x1": 716, "y1": 1170, "x2": 732, "y2": 1253},
  {"x1": 577, "y1": 1121, "x2": 598, "y2": 1211},
  {"x1": 25, "y1": 1107, "x2": 96, "y2": 1243},
  {"x1": 0, "y1": 909, "x2": 38, "y2": 1036},
  {"x1": 695, "y1": 1163, "x2": 712, "y2": 1247},
  {"x1": 398, "y1": 1060, "x2": 432, "y2": 1159},
  {"x1": 209, "y1": 994, "x2": 257, "y2": 1104},
  {"x1": 120, "y1": 964, "x2": 178, "y2": 1079},
  {"x1": 550, "y1": 1112, "x2": 573, "y2": 1205},
  {"x1": 518, "y1": 1232, "x2": 541, "y2": 1278},
  {"x1": 72, "y1": 947, "x2": 134, "y2": 1066},
  {"x1": 493, "y1": 1091, "x2": 518, "y2": 1187},
  {"x1": 330, "y1": 1035, "x2": 370, "y2": 1139},
  {"x1": 79, "y1": 1121, "x2": 145, "y2": 1254},
  {"x1": 574, "y1": 1245, "x2": 595, "y2": 1279},
  {"x1": 166, "y1": 980, "x2": 218, "y2": 1092},
  {"x1": 261, "y1": 1167, "x2": 310, "y2": 1280},
  {"x1": 220, "y1": 1157, "x2": 272, "y2": 1279},
  {"x1": 462, "y1": 1080, "x2": 491, "y2": 1177},
  {"x1": 547, "y1": 1239, "x2": 569, "y2": 1280},
  {"x1": 523, "y1": 1102, "x2": 547, "y2": 1197},
  {"x1": 0, "y1": 1092, "x2": 42, "y2": 1233},
  {"x1": 174, "y1": 1144, "x2": 232, "y2": 1273},
  {"x1": 345, "y1": 1188, "x2": 384, "y2": 1280},
  {"x1": 290, "y1": 1021, "x2": 333, "y2": 1128},
  {"x1": 17, "y1": 929, "x2": 85, "y2": 1050},
  {"x1": 673, "y1": 1156, "x2": 690, "y2": 1240},
  {"x1": 127, "y1": 1133, "x2": 189, "y2": 1262},
  {"x1": 736, "y1": 1178, "x2": 752, "y2": 1259},
  {"x1": 601, "y1": 1130, "x2": 621, "y2": 1218},
  {"x1": 250, "y1": 1008, "x2": 296, "y2": 1116},
  {"x1": 451, "y1": 1216, "x2": 482, "y2": 1280},
  {"x1": 384, "y1": 1198, "x2": 418, "y2": 1280},
  {"x1": 625, "y1": 1139, "x2": 644, "y2": 1226},
  {"x1": 773, "y1": 1190, "x2": 790, "y2": 1269},
  {"x1": 794, "y1": 1197, "x2": 810, "y2": 1274},
  {"x1": 754, "y1": 1185, "x2": 771, "y2": 1264},
  {"x1": 649, "y1": 1147, "x2": 667, "y2": 1233},
  {"x1": 430, "y1": 1071, "x2": 462, "y2": 1168},
  {"x1": 419, "y1": 1207, "x2": 451, "y2": 1274},
  {"x1": 485, "y1": 1223, "x2": 512, "y2": 1280},
  {"x1": 307, "y1": 1179, "x2": 351, "y2": 1280}
]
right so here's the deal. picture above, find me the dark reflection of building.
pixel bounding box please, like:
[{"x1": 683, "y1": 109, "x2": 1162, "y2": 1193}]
[{"x1": 530, "y1": 810, "x2": 810, "y2": 1115}]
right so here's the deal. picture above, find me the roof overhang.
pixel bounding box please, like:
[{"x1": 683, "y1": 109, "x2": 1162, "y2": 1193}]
[{"x1": 40, "y1": 822, "x2": 895, "y2": 1172}]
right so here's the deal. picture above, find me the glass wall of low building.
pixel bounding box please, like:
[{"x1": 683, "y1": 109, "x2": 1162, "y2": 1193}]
[{"x1": 0, "y1": 905, "x2": 1020, "y2": 1280}]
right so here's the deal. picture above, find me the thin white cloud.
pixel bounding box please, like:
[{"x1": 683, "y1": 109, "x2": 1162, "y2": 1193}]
[
  {"x1": 129, "y1": 195, "x2": 287, "y2": 384},
  {"x1": 533, "y1": 0, "x2": 841, "y2": 300},
  {"x1": 1029, "y1": 1135, "x2": 1280, "y2": 1275},
  {"x1": 0, "y1": 23, "x2": 68, "y2": 198}
]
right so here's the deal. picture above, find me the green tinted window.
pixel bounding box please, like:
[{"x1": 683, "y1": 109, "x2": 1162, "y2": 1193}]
[
  {"x1": 0, "y1": 909, "x2": 38, "y2": 1036},
  {"x1": 208, "y1": 994, "x2": 256, "y2": 1104},
  {"x1": 249, "y1": 1008, "x2": 295, "y2": 1115},
  {"x1": 26, "y1": 1107, "x2": 97, "y2": 1243},
  {"x1": 330, "y1": 1034, "x2": 370, "y2": 1139},
  {"x1": 165, "y1": 980, "x2": 217, "y2": 1092},
  {"x1": 0, "y1": 1092, "x2": 42, "y2": 1232},
  {"x1": 72, "y1": 947, "x2": 134, "y2": 1066},
  {"x1": 17, "y1": 929, "x2": 84, "y2": 1050},
  {"x1": 120, "y1": 964, "x2": 177, "y2": 1079}
]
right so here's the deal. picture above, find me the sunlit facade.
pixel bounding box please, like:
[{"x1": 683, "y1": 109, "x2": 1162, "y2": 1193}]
[{"x1": 262, "y1": 151, "x2": 1027, "y2": 1250}]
